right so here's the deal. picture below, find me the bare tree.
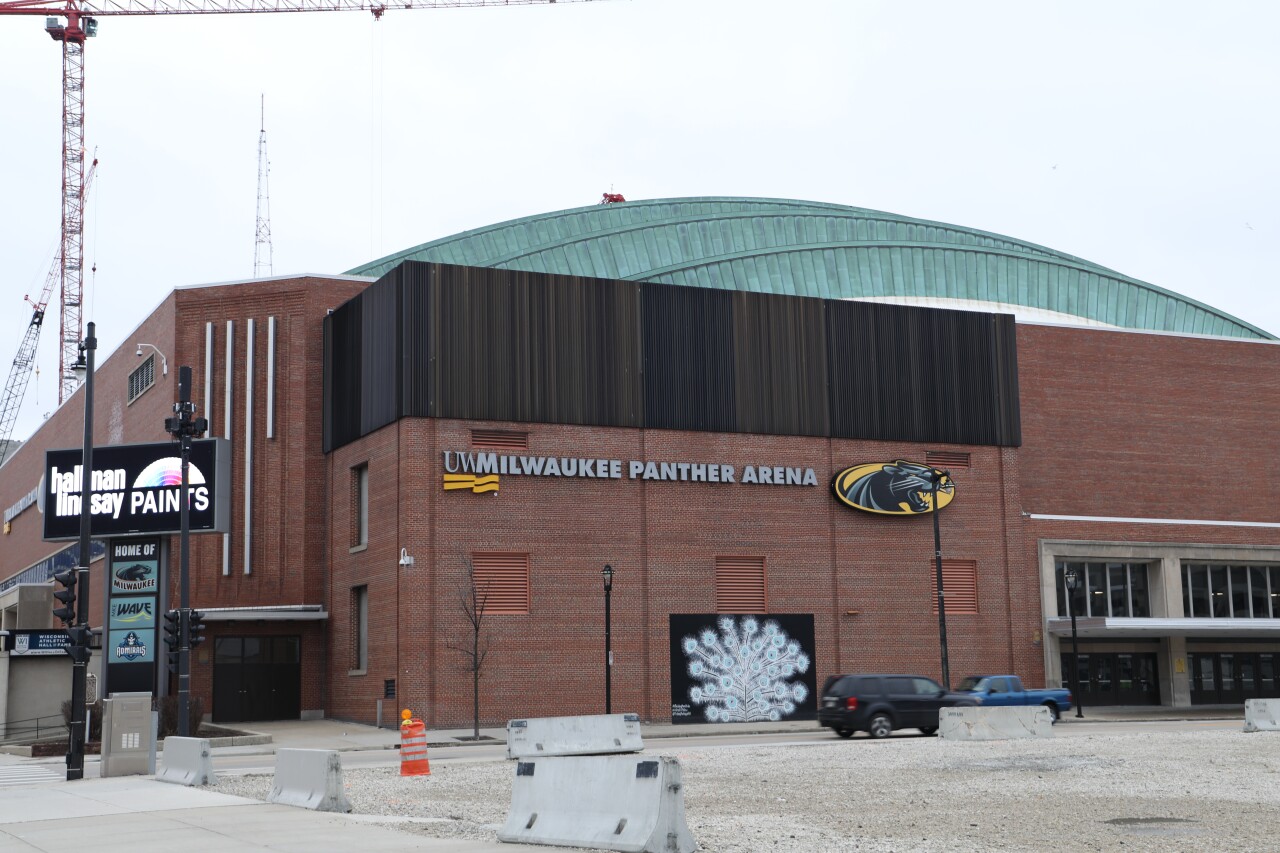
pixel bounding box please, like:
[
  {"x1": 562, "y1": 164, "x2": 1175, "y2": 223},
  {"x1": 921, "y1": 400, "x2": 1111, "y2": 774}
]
[{"x1": 444, "y1": 556, "x2": 492, "y2": 740}]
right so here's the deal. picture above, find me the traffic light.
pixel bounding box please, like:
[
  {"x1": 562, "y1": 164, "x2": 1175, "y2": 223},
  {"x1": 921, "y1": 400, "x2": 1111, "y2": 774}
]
[
  {"x1": 52, "y1": 567, "x2": 77, "y2": 624},
  {"x1": 163, "y1": 609, "x2": 181, "y2": 673},
  {"x1": 188, "y1": 610, "x2": 207, "y2": 650},
  {"x1": 64, "y1": 626, "x2": 91, "y2": 664}
]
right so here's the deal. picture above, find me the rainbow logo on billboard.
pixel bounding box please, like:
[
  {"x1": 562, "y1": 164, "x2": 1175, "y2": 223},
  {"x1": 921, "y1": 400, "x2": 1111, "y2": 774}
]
[{"x1": 133, "y1": 458, "x2": 206, "y2": 489}]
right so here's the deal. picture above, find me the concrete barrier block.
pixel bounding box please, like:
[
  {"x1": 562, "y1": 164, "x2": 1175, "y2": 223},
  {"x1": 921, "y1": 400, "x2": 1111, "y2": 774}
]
[
  {"x1": 939, "y1": 706, "x2": 1053, "y2": 741},
  {"x1": 1244, "y1": 698, "x2": 1280, "y2": 732},
  {"x1": 506, "y1": 713, "x2": 644, "y2": 759},
  {"x1": 498, "y1": 754, "x2": 695, "y2": 853},
  {"x1": 156, "y1": 737, "x2": 217, "y2": 787},
  {"x1": 268, "y1": 748, "x2": 352, "y2": 813}
]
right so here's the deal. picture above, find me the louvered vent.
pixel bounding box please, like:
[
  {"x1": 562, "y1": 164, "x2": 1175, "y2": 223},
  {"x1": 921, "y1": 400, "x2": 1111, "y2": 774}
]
[
  {"x1": 472, "y1": 552, "x2": 530, "y2": 614},
  {"x1": 925, "y1": 451, "x2": 971, "y2": 469},
  {"x1": 715, "y1": 556, "x2": 766, "y2": 613},
  {"x1": 472, "y1": 430, "x2": 529, "y2": 451},
  {"x1": 127, "y1": 355, "x2": 156, "y2": 404},
  {"x1": 930, "y1": 559, "x2": 979, "y2": 615}
]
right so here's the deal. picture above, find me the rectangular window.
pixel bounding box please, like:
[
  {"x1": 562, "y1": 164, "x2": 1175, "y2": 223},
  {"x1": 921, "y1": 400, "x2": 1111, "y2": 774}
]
[
  {"x1": 350, "y1": 585, "x2": 368, "y2": 672},
  {"x1": 1087, "y1": 562, "x2": 1107, "y2": 616},
  {"x1": 1230, "y1": 566, "x2": 1250, "y2": 617},
  {"x1": 715, "y1": 556, "x2": 766, "y2": 613},
  {"x1": 931, "y1": 559, "x2": 978, "y2": 615},
  {"x1": 1186, "y1": 563, "x2": 1280, "y2": 619},
  {"x1": 1108, "y1": 562, "x2": 1129, "y2": 618},
  {"x1": 1129, "y1": 564, "x2": 1150, "y2": 617},
  {"x1": 1250, "y1": 567, "x2": 1270, "y2": 618},
  {"x1": 1187, "y1": 564, "x2": 1210, "y2": 617},
  {"x1": 127, "y1": 354, "x2": 156, "y2": 404},
  {"x1": 471, "y1": 552, "x2": 529, "y2": 615},
  {"x1": 1210, "y1": 566, "x2": 1230, "y2": 617},
  {"x1": 350, "y1": 463, "x2": 368, "y2": 549},
  {"x1": 1059, "y1": 561, "x2": 1151, "y2": 618}
]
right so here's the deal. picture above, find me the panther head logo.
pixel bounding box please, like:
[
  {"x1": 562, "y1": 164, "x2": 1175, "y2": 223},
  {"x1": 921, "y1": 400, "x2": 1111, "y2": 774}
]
[{"x1": 831, "y1": 460, "x2": 954, "y2": 515}]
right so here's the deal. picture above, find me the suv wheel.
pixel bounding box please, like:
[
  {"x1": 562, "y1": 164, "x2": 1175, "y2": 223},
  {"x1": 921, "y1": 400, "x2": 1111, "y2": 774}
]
[
  {"x1": 918, "y1": 726, "x2": 938, "y2": 736},
  {"x1": 867, "y1": 713, "x2": 893, "y2": 739},
  {"x1": 834, "y1": 727, "x2": 854, "y2": 739}
]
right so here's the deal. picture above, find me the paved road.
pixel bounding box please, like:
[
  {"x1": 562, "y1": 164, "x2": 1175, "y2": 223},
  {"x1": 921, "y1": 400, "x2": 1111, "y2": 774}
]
[{"x1": 205, "y1": 717, "x2": 1242, "y2": 774}]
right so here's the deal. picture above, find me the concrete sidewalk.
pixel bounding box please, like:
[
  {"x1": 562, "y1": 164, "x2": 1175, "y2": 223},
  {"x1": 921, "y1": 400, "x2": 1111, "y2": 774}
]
[{"x1": 0, "y1": 776, "x2": 522, "y2": 852}]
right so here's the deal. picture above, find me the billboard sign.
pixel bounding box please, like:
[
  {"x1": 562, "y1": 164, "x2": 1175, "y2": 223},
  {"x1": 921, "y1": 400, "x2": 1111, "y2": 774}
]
[{"x1": 42, "y1": 439, "x2": 230, "y2": 540}]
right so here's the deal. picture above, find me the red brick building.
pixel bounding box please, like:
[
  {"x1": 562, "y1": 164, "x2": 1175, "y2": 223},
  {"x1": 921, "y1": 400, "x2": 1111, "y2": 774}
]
[{"x1": 3, "y1": 198, "x2": 1278, "y2": 729}]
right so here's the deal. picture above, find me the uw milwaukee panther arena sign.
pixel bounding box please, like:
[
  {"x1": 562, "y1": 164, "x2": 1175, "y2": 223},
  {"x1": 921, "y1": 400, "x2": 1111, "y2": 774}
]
[
  {"x1": 42, "y1": 439, "x2": 231, "y2": 540},
  {"x1": 442, "y1": 450, "x2": 819, "y2": 494},
  {"x1": 831, "y1": 460, "x2": 955, "y2": 515}
]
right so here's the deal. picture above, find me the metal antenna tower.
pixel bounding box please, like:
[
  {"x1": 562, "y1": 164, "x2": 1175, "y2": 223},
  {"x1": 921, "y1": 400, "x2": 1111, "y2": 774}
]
[{"x1": 254, "y1": 94, "x2": 272, "y2": 277}]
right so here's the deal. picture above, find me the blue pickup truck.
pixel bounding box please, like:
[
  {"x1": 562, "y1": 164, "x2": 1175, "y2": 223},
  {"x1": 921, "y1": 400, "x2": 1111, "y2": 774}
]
[{"x1": 954, "y1": 675, "x2": 1073, "y2": 722}]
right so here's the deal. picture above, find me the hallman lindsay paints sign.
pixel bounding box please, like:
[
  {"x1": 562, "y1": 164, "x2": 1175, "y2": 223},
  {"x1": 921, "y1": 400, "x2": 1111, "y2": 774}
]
[{"x1": 42, "y1": 439, "x2": 230, "y2": 541}]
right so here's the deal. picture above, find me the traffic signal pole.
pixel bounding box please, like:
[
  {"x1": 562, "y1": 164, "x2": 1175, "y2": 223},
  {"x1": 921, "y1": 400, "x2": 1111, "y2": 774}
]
[
  {"x1": 65, "y1": 322, "x2": 95, "y2": 780},
  {"x1": 165, "y1": 366, "x2": 206, "y2": 738}
]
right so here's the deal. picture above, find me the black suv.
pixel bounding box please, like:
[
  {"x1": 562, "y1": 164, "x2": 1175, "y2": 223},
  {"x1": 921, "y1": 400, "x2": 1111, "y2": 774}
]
[{"x1": 817, "y1": 674, "x2": 975, "y2": 738}]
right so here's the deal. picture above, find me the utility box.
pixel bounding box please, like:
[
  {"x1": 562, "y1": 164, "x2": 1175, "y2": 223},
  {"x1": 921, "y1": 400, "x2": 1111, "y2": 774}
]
[{"x1": 101, "y1": 692, "x2": 156, "y2": 777}]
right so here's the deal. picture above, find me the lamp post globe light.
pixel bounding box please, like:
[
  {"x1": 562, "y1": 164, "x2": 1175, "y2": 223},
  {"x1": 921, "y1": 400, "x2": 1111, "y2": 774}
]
[
  {"x1": 1064, "y1": 565, "x2": 1085, "y2": 718},
  {"x1": 602, "y1": 564, "x2": 614, "y2": 714}
]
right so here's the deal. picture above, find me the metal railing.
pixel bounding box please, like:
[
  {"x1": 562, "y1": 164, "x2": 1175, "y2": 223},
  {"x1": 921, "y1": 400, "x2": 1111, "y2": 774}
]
[{"x1": 0, "y1": 713, "x2": 70, "y2": 745}]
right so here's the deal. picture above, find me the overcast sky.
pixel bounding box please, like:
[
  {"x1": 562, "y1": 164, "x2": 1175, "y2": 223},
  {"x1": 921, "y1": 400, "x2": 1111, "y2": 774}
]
[{"x1": 1, "y1": 0, "x2": 1276, "y2": 446}]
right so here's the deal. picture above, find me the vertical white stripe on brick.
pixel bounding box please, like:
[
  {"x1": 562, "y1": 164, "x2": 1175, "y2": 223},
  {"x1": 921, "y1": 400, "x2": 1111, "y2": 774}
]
[
  {"x1": 223, "y1": 320, "x2": 234, "y2": 577},
  {"x1": 245, "y1": 318, "x2": 254, "y2": 576},
  {"x1": 267, "y1": 316, "x2": 276, "y2": 439}
]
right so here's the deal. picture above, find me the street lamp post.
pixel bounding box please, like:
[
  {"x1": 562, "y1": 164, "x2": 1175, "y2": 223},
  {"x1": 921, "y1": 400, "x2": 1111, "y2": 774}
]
[
  {"x1": 928, "y1": 467, "x2": 951, "y2": 690},
  {"x1": 602, "y1": 564, "x2": 614, "y2": 714},
  {"x1": 64, "y1": 323, "x2": 96, "y2": 781},
  {"x1": 1064, "y1": 566, "x2": 1085, "y2": 718}
]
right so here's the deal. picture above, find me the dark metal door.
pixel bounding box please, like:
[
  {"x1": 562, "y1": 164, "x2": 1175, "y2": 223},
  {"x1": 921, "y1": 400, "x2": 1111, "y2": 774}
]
[{"x1": 213, "y1": 635, "x2": 302, "y2": 723}]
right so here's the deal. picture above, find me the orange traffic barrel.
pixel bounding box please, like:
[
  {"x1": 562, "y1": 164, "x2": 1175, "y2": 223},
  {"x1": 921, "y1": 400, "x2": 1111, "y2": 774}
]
[{"x1": 400, "y1": 718, "x2": 431, "y2": 776}]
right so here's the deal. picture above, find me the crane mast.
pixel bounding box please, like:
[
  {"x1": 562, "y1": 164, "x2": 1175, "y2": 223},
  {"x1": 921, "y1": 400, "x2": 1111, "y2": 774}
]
[{"x1": 1, "y1": 0, "x2": 604, "y2": 407}]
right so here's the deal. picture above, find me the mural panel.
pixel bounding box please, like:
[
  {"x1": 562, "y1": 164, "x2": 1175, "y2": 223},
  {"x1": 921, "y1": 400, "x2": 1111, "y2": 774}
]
[{"x1": 669, "y1": 614, "x2": 817, "y2": 724}]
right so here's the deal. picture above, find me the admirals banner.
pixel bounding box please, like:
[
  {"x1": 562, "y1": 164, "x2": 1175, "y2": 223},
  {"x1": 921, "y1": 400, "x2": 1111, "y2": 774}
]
[{"x1": 42, "y1": 439, "x2": 230, "y2": 541}]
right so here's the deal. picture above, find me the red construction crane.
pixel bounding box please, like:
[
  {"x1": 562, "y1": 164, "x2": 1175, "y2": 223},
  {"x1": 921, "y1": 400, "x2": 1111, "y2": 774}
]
[
  {"x1": 0, "y1": 156, "x2": 97, "y2": 465},
  {"x1": 0, "y1": 0, "x2": 604, "y2": 405}
]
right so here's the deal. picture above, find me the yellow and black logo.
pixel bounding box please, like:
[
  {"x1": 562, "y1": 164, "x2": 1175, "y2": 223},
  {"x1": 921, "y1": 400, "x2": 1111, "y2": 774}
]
[
  {"x1": 443, "y1": 474, "x2": 500, "y2": 494},
  {"x1": 831, "y1": 461, "x2": 954, "y2": 515}
]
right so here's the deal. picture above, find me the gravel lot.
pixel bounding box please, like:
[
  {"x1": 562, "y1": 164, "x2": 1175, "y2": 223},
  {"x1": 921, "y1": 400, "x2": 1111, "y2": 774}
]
[{"x1": 215, "y1": 729, "x2": 1280, "y2": 852}]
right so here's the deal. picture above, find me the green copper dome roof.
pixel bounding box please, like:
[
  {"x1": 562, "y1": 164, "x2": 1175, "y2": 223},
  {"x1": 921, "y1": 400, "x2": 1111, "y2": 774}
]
[{"x1": 347, "y1": 197, "x2": 1271, "y2": 340}]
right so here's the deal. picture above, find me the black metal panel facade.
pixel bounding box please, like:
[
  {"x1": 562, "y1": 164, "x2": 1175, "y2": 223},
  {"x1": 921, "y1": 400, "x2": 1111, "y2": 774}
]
[
  {"x1": 323, "y1": 294, "x2": 363, "y2": 453},
  {"x1": 826, "y1": 301, "x2": 1021, "y2": 446},
  {"x1": 422, "y1": 265, "x2": 644, "y2": 427},
  {"x1": 360, "y1": 273, "x2": 400, "y2": 436},
  {"x1": 323, "y1": 262, "x2": 1022, "y2": 452},
  {"x1": 642, "y1": 285, "x2": 737, "y2": 432},
  {"x1": 730, "y1": 290, "x2": 829, "y2": 437}
]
